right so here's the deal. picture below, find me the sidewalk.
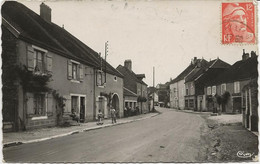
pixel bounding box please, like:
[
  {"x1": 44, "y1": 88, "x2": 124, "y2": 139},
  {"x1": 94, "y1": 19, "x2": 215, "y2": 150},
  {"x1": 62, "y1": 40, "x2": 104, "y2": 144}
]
[
  {"x1": 169, "y1": 108, "x2": 211, "y2": 115},
  {"x1": 3, "y1": 112, "x2": 159, "y2": 148}
]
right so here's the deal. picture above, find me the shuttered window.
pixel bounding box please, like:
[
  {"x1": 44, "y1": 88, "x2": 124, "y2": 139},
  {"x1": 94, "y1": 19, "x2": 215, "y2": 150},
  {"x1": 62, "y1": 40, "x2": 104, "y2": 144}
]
[
  {"x1": 212, "y1": 86, "x2": 216, "y2": 95},
  {"x1": 221, "y1": 84, "x2": 226, "y2": 95},
  {"x1": 207, "y1": 87, "x2": 212, "y2": 95},
  {"x1": 27, "y1": 45, "x2": 52, "y2": 74},
  {"x1": 234, "y1": 81, "x2": 240, "y2": 93},
  {"x1": 68, "y1": 60, "x2": 83, "y2": 82},
  {"x1": 33, "y1": 93, "x2": 46, "y2": 116}
]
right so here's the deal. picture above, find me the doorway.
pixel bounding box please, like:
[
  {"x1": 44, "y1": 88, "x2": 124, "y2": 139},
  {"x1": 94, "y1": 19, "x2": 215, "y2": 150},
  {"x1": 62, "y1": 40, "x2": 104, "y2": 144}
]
[{"x1": 80, "y1": 97, "x2": 85, "y2": 122}]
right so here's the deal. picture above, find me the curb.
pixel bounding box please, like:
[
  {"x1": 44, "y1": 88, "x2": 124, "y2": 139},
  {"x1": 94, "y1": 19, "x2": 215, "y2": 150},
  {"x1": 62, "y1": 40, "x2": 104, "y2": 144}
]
[{"x1": 3, "y1": 113, "x2": 160, "y2": 148}]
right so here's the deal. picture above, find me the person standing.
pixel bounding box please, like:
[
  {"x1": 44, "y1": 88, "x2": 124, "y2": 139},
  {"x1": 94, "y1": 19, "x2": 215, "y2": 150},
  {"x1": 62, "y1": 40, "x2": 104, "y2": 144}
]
[
  {"x1": 110, "y1": 107, "x2": 117, "y2": 124},
  {"x1": 97, "y1": 109, "x2": 103, "y2": 125}
]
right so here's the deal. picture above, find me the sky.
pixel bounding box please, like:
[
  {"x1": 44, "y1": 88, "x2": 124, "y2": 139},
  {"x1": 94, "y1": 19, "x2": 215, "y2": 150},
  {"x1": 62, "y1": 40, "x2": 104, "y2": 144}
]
[{"x1": 18, "y1": 0, "x2": 259, "y2": 87}]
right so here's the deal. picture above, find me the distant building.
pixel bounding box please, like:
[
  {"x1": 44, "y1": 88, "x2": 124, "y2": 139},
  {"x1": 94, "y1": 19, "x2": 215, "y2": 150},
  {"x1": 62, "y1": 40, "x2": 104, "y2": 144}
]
[
  {"x1": 169, "y1": 57, "x2": 207, "y2": 110},
  {"x1": 156, "y1": 83, "x2": 170, "y2": 107},
  {"x1": 117, "y1": 60, "x2": 148, "y2": 115},
  {"x1": 193, "y1": 58, "x2": 231, "y2": 112},
  {"x1": 204, "y1": 50, "x2": 258, "y2": 114}
]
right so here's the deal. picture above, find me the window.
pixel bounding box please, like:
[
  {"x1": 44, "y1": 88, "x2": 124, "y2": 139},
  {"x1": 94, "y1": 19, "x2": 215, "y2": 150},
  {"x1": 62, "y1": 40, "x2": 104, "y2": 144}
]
[
  {"x1": 189, "y1": 99, "x2": 194, "y2": 108},
  {"x1": 71, "y1": 96, "x2": 79, "y2": 112},
  {"x1": 185, "y1": 100, "x2": 188, "y2": 107},
  {"x1": 221, "y1": 84, "x2": 226, "y2": 95},
  {"x1": 114, "y1": 76, "x2": 117, "y2": 81},
  {"x1": 96, "y1": 70, "x2": 106, "y2": 86},
  {"x1": 234, "y1": 81, "x2": 240, "y2": 93},
  {"x1": 72, "y1": 63, "x2": 78, "y2": 80},
  {"x1": 212, "y1": 86, "x2": 216, "y2": 95},
  {"x1": 186, "y1": 88, "x2": 189, "y2": 96},
  {"x1": 190, "y1": 84, "x2": 194, "y2": 95},
  {"x1": 27, "y1": 45, "x2": 52, "y2": 74},
  {"x1": 137, "y1": 88, "x2": 141, "y2": 95},
  {"x1": 207, "y1": 87, "x2": 212, "y2": 95},
  {"x1": 174, "y1": 88, "x2": 177, "y2": 97},
  {"x1": 68, "y1": 60, "x2": 83, "y2": 82},
  {"x1": 33, "y1": 94, "x2": 46, "y2": 116},
  {"x1": 34, "y1": 50, "x2": 45, "y2": 72}
]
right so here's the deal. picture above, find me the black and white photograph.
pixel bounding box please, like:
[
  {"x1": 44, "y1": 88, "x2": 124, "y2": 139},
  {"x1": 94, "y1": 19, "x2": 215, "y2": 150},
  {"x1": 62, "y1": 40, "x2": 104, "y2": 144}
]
[{"x1": 1, "y1": 0, "x2": 259, "y2": 163}]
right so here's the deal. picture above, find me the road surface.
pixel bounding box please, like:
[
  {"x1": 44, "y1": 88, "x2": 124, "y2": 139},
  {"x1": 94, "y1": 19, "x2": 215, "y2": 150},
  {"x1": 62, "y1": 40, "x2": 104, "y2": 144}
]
[{"x1": 3, "y1": 107, "x2": 206, "y2": 162}]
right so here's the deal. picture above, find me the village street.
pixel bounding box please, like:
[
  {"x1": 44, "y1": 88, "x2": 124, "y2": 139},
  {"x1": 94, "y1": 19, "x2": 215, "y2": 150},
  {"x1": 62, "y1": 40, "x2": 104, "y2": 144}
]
[{"x1": 4, "y1": 107, "x2": 206, "y2": 163}]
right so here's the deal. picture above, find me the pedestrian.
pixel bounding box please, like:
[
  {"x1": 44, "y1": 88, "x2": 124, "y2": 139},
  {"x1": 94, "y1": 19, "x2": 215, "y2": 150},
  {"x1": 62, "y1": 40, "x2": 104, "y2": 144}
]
[
  {"x1": 70, "y1": 108, "x2": 80, "y2": 125},
  {"x1": 110, "y1": 107, "x2": 117, "y2": 124},
  {"x1": 124, "y1": 106, "x2": 128, "y2": 117},
  {"x1": 97, "y1": 109, "x2": 103, "y2": 125}
]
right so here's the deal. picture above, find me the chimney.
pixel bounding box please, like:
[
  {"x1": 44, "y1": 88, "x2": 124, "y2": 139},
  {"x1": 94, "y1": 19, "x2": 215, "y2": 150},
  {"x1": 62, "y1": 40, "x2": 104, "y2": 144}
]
[
  {"x1": 124, "y1": 60, "x2": 132, "y2": 71},
  {"x1": 242, "y1": 49, "x2": 249, "y2": 60},
  {"x1": 40, "y1": 3, "x2": 51, "y2": 23},
  {"x1": 251, "y1": 51, "x2": 257, "y2": 58}
]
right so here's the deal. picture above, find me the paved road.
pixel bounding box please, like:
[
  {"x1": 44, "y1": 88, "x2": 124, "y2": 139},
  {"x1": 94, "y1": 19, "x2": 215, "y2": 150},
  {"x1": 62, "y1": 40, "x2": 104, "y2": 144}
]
[{"x1": 3, "y1": 107, "x2": 206, "y2": 163}]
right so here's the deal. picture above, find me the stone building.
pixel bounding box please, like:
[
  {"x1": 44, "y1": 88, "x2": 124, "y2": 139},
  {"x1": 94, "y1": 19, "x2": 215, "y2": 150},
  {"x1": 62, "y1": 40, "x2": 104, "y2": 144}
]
[
  {"x1": 117, "y1": 60, "x2": 149, "y2": 115},
  {"x1": 2, "y1": 1, "x2": 123, "y2": 131}
]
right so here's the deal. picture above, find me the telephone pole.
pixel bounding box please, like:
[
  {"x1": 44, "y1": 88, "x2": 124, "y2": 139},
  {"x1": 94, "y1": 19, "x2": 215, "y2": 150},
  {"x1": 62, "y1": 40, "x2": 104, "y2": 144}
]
[
  {"x1": 105, "y1": 41, "x2": 108, "y2": 83},
  {"x1": 152, "y1": 66, "x2": 155, "y2": 112}
]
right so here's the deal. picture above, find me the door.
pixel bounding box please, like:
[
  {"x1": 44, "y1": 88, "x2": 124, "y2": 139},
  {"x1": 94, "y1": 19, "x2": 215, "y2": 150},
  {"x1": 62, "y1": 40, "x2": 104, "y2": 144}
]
[{"x1": 80, "y1": 97, "x2": 85, "y2": 122}]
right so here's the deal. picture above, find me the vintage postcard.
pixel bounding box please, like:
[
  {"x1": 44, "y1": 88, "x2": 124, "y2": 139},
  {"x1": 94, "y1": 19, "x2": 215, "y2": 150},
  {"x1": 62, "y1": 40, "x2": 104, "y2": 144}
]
[{"x1": 1, "y1": 0, "x2": 259, "y2": 163}]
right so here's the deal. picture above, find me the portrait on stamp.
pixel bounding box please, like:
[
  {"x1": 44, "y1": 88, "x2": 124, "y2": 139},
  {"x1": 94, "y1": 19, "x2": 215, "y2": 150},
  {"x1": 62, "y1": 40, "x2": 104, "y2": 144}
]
[{"x1": 222, "y1": 2, "x2": 255, "y2": 44}]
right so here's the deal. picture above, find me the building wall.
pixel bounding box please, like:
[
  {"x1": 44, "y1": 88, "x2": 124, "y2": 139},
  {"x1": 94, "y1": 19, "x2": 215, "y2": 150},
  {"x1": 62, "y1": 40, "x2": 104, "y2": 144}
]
[
  {"x1": 2, "y1": 26, "x2": 20, "y2": 131},
  {"x1": 95, "y1": 73, "x2": 124, "y2": 118},
  {"x1": 170, "y1": 79, "x2": 186, "y2": 110},
  {"x1": 170, "y1": 82, "x2": 178, "y2": 108},
  {"x1": 16, "y1": 40, "x2": 96, "y2": 129},
  {"x1": 204, "y1": 79, "x2": 251, "y2": 113}
]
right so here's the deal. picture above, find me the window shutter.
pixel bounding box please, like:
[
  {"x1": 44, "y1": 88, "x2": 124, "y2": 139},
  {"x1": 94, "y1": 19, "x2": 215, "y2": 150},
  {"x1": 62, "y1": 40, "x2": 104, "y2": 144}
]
[
  {"x1": 27, "y1": 46, "x2": 34, "y2": 71},
  {"x1": 67, "y1": 60, "x2": 72, "y2": 80},
  {"x1": 64, "y1": 95, "x2": 71, "y2": 113},
  {"x1": 46, "y1": 53, "x2": 53, "y2": 73},
  {"x1": 79, "y1": 64, "x2": 84, "y2": 81},
  {"x1": 102, "y1": 72, "x2": 106, "y2": 84},
  {"x1": 47, "y1": 94, "x2": 53, "y2": 116},
  {"x1": 27, "y1": 93, "x2": 34, "y2": 114}
]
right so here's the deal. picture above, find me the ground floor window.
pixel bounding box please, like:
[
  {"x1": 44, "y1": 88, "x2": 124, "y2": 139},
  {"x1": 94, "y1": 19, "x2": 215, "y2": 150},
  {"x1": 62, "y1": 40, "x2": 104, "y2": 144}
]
[
  {"x1": 33, "y1": 93, "x2": 46, "y2": 116},
  {"x1": 185, "y1": 100, "x2": 188, "y2": 108},
  {"x1": 71, "y1": 96, "x2": 79, "y2": 112},
  {"x1": 189, "y1": 99, "x2": 194, "y2": 108}
]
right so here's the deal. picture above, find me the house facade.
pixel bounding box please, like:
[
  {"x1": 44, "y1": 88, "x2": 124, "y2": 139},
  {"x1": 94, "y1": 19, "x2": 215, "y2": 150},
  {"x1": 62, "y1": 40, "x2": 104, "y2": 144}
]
[
  {"x1": 204, "y1": 50, "x2": 258, "y2": 114},
  {"x1": 2, "y1": 1, "x2": 124, "y2": 131},
  {"x1": 242, "y1": 78, "x2": 258, "y2": 132},
  {"x1": 184, "y1": 58, "x2": 209, "y2": 110},
  {"x1": 194, "y1": 58, "x2": 231, "y2": 112},
  {"x1": 169, "y1": 59, "x2": 199, "y2": 110},
  {"x1": 117, "y1": 60, "x2": 149, "y2": 115}
]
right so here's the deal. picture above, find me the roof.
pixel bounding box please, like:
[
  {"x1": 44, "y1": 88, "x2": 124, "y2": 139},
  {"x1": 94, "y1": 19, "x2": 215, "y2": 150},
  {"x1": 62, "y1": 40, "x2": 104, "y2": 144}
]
[
  {"x1": 170, "y1": 64, "x2": 196, "y2": 84},
  {"x1": 170, "y1": 59, "x2": 208, "y2": 84},
  {"x1": 123, "y1": 88, "x2": 137, "y2": 97},
  {"x1": 206, "y1": 56, "x2": 258, "y2": 86},
  {"x1": 184, "y1": 59, "x2": 209, "y2": 83},
  {"x1": 194, "y1": 58, "x2": 231, "y2": 85},
  {"x1": 116, "y1": 65, "x2": 147, "y2": 94},
  {"x1": 2, "y1": 1, "x2": 123, "y2": 78}
]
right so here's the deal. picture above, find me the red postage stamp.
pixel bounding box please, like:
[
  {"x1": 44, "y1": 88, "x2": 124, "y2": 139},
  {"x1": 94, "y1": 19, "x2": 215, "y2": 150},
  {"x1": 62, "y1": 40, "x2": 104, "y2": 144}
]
[{"x1": 222, "y1": 2, "x2": 256, "y2": 44}]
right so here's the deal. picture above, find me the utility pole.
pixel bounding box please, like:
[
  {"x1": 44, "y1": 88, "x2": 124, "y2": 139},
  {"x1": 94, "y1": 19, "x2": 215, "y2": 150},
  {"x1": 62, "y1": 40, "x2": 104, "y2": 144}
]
[
  {"x1": 105, "y1": 41, "x2": 108, "y2": 83},
  {"x1": 152, "y1": 66, "x2": 155, "y2": 112}
]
